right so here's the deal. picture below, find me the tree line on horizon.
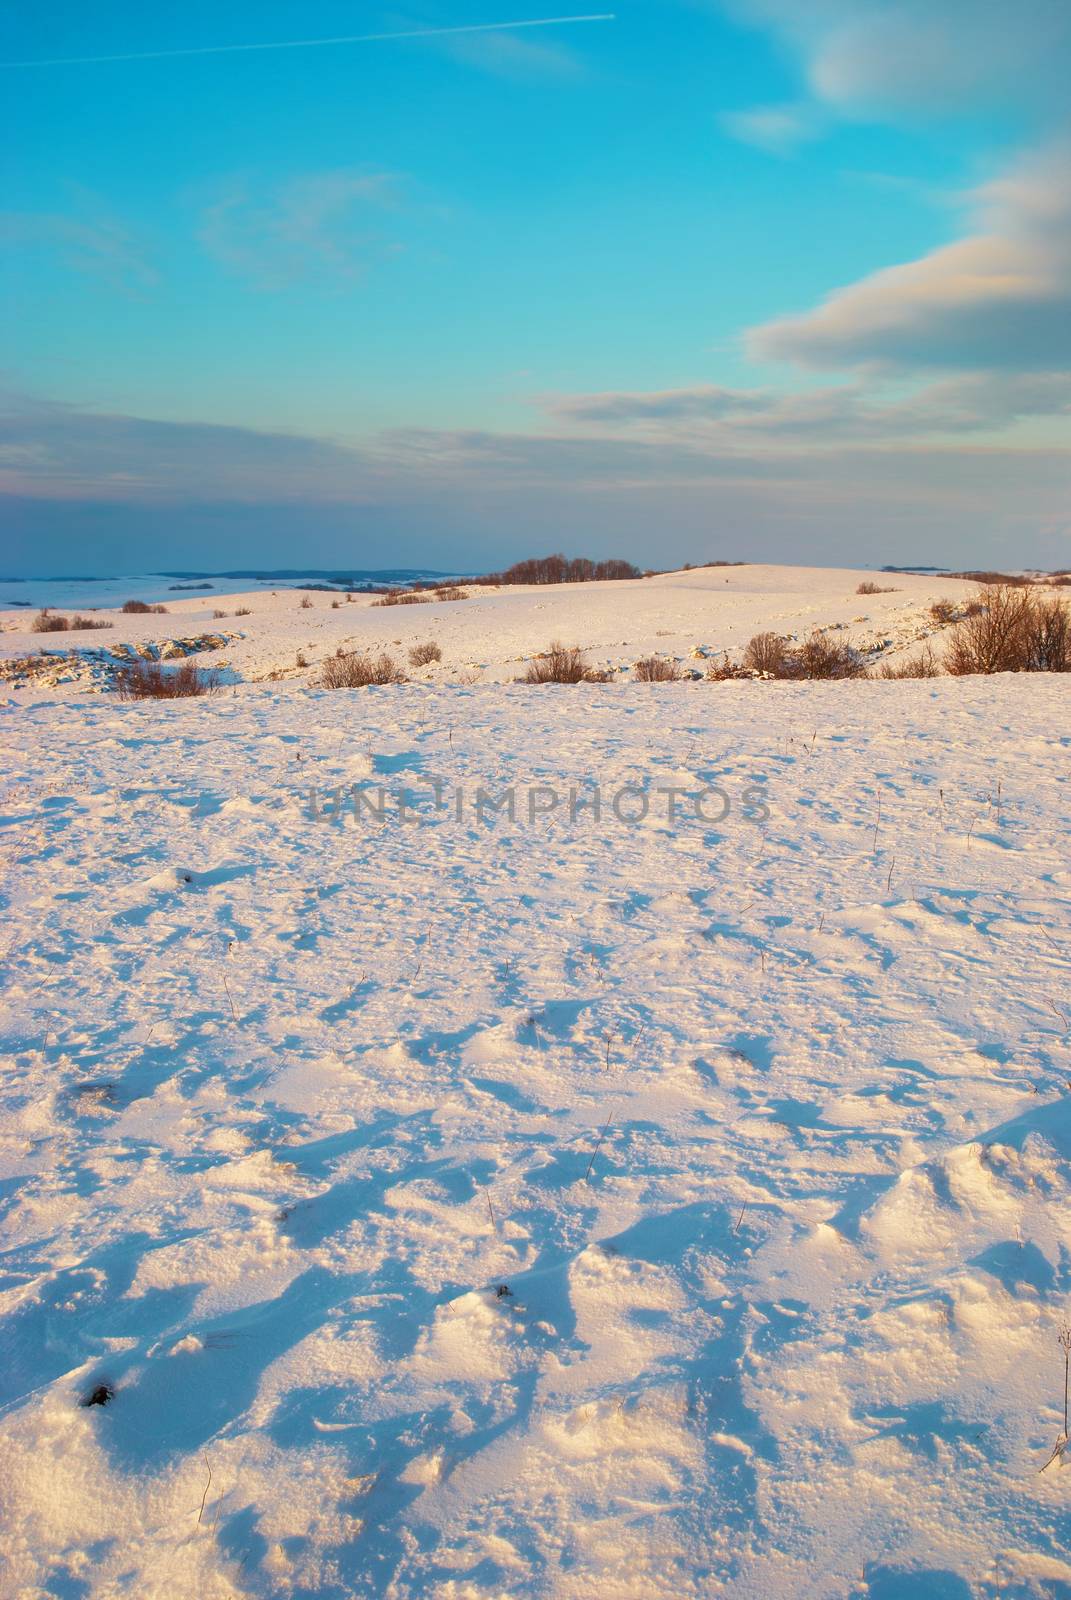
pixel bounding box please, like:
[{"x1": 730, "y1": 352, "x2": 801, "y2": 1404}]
[{"x1": 471, "y1": 553, "x2": 643, "y2": 586}]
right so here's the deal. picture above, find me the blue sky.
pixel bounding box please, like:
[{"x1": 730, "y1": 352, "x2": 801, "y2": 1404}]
[{"x1": 3, "y1": 1, "x2": 1069, "y2": 573}]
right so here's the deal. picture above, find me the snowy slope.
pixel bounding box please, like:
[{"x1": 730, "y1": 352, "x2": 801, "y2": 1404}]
[
  {"x1": 2, "y1": 564, "x2": 984, "y2": 690},
  {"x1": 0, "y1": 581, "x2": 1070, "y2": 1598}
]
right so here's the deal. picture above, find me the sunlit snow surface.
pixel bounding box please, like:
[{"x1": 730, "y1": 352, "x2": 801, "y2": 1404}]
[{"x1": 1, "y1": 569, "x2": 1070, "y2": 1598}]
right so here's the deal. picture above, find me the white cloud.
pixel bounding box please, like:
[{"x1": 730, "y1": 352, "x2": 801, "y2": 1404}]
[
  {"x1": 718, "y1": 0, "x2": 1071, "y2": 119},
  {"x1": 749, "y1": 144, "x2": 1071, "y2": 371}
]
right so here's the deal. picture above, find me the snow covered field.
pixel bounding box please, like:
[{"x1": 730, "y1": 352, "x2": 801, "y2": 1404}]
[
  {"x1": 2, "y1": 564, "x2": 987, "y2": 691},
  {"x1": 1, "y1": 570, "x2": 1070, "y2": 1598}
]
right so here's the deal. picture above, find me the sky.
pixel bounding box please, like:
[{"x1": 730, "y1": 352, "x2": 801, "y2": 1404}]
[{"x1": 2, "y1": 0, "x2": 1070, "y2": 575}]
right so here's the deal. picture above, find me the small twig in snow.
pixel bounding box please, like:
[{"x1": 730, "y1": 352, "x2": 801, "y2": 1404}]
[
  {"x1": 222, "y1": 976, "x2": 239, "y2": 1025},
  {"x1": 1039, "y1": 1328, "x2": 1071, "y2": 1473},
  {"x1": 197, "y1": 1455, "x2": 213, "y2": 1524},
  {"x1": 585, "y1": 1110, "x2": 616, "y2": 1182}
]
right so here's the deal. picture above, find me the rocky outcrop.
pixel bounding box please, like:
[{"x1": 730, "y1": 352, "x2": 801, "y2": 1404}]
[{"x1": 0, "y1": 634, "x2": 237, "y2": 692}]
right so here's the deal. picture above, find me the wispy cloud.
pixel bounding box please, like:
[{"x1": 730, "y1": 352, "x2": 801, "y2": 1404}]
[
  {"x1": 0, "y1": 202, "x2": 156, "y2": 292},
  {"x1": 545, "y1": 371, "x2": 1071, "y2": 439},
  {"x1": 3, "y1": 392, "x2": 1068, "y2": 568},
  {"x1": 719, "y1": 102, "x2": 823, "y2": 156},
  {"x1": 197, "y1": 169, "x2": 402, "y2": 290},
  {"x1": 0, "y1": 398, "x2": 382, "y2": 501}
]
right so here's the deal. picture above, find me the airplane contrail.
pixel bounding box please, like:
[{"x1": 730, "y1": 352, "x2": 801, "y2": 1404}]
[{"x1": 4, "y1": 13, "x2": 616, "y2": 68}]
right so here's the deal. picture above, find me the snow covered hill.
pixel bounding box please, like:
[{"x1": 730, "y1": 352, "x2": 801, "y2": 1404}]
[
  {"x1": 3, "y1": 564, "x2": 987, "y2": 691},
  {"x1": 0, "y1": 570, "x2": 1069, "y2": 1598}
]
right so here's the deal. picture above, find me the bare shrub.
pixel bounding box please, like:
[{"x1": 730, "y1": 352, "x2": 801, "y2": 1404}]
[
  {"x1": 121, "y1": 600, "x2": 167, "y2": 614},
  {"x1": 948, "y1": 569, "x2": 1035, "y2": 587},
  {"x1": 946, "y1": 584, "x2": 1035, "y2": 675},
  {"x1": 928, "y1": 598, "x2": 957, "y2": 625},
  {"x1": 877, "y1": 646, "x2": 940, "y2": 679},
  {"x1": 409, "y1": 641, "x2": 443, "y2": 666},
  {"x1": 524, "y1": 642, "x2": 588, "y2": 684},
  {"x1": 582, "y1": 666, "x2": 615, "y2": 683},
  {"x1": 115, "y1": 660, "x2": 219, "y2": 698},
  {"x1": 743, "y1": 632, "x2": 788, "y2": 675},
  {"x1": 782, "y1": 633, "x2": 865, "y2": 680},
  {"x1": 634, "y1": 655, "x2": 683, "y2": 682},
  {"x1": 299, "y1": 595, "x2": 312, "y2": 609},
  {"x1": 857, "y1": 581, "x2": 897, "y2": 594},
  {"x1": 705, "y1": 655, "x2": 745, "y2": 681},
  {"x1": 234, "y1": 607, "x2": 252, "y2": 616},
  {"x1": 319, "y1": 650, "x2": 407, "y2": 688},
  {"x1": 1022, "y1": 593, "x2": 1071, "y2": 672},
  {"x1": 32, "y1": 610, "x2": 70, "y2": 633},
  {"x1": 373, "y1": 591, "x2": 432, "y2": 607},
  {"x1": 31, "y1": 610, "x2": 114, "y2": 632},
  {"x1": 212, "y1": 609, "x2": 228, "y2": 619},
  {"x1": 435, "y1": 586, "x2": 468, "y2": 602}
]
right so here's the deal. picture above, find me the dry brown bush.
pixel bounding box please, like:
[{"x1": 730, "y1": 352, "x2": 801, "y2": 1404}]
[
  {"x1": 31, "y1": 610, "x2": 70, "y2": 633},
  {"x1": 743, "y1": 632, "x2": 788, "y2": 675},
  {"x1": 946, "y1": 584, "x2": 1036, "y2": 674},
  {"x1": 121, "y1": 600, "x2": 167, "y2": 614},
  {"x1": 408, "y1": 641, "x2": 443, "y2": 666},
  {"x1": 928, "y1": 598, "x2": 958, "y2": 624},
  {"x1": 944, "y1": 584, "x2": 1070, "y2": 674},
  {"x1": 857, "y1": 581, "x2": 897, "y2": 594},
  {"x1": 877, "y1": 646, "x2": 940, "y2": 679},
  {"x1": 634, "y1": 656, "x2": 683, "y2": 682},
  {"x1": 948, "y1": 570, "x2": 1035, "y2": 587},
  {"x1": 783, "y1": 633, "x2": 865, "y2": 680},
  {"x1": 1022, "y1": 594, "x2": 1071, "y2": 672},
  {"x1": 705, "y1": 656, "x2": 745, "y2": 681},
  {"x1": 524, "y1": 643, "x2": 588, "y2": 684},
  {"x1": 373, "y1": 591, "x2": 432, "y2": 607},
  {"x1": 30, "y1": 610, "x2": 112, "y2": 633},
  {"x1": 319, "y1": 650, "x2": 407, "y2": 688},
  {"x1": 115, "y1": 660, "x2": 219, "y2": 698}
]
